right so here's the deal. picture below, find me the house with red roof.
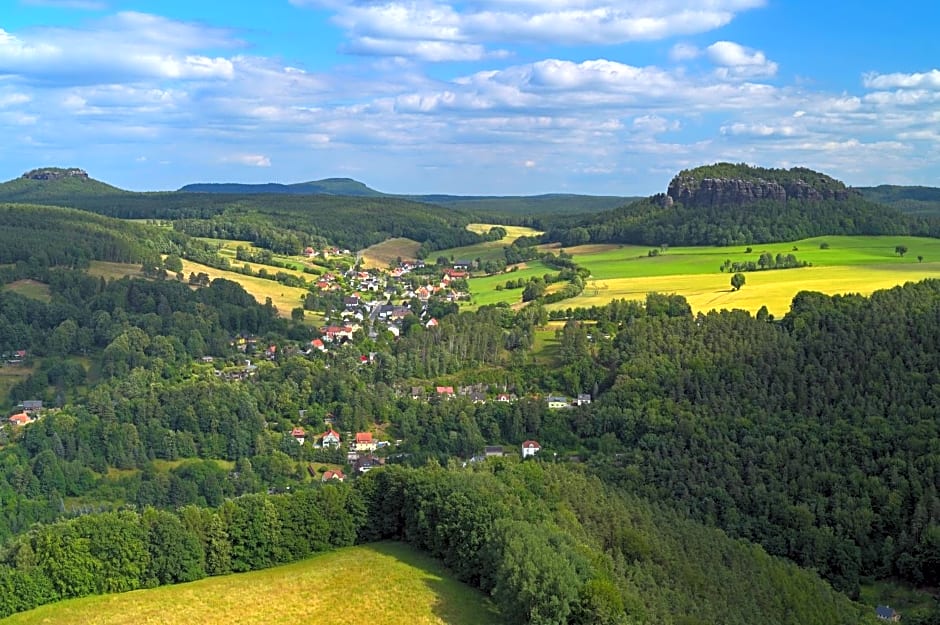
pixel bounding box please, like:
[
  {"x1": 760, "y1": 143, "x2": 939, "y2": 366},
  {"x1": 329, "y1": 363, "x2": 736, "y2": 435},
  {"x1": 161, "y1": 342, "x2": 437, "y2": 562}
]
[
  {"x1": 436, "y1": 386, "x2": 455, "y2": 398},
  {"x1": 310, "y1": 338, "x2": 326, "y2": 352},
  {"x1": 522, "y1": 440, "x2": 541, "y2": 458},
  {"x1": 8, "y1": 413, "x2": 31, "y2": 427},
  {"x1": 321, "y1": 429, "x2": 341, "y2": 448},
  {"x1": 354, "y1": 432, "x2": 377, "y2": 452},
  {"x1": 322, "y1": 469, "x2": 345, "y2": 482},
  {"x1": 291, "y1": 427, "x2": 307, "y2": 445}
]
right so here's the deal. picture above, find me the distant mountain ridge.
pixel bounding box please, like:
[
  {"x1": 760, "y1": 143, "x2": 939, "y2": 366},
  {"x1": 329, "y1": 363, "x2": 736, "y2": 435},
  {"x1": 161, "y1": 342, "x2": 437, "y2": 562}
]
[{"x1": 179, "y1": 177, "x2": 384, "y2": 197}]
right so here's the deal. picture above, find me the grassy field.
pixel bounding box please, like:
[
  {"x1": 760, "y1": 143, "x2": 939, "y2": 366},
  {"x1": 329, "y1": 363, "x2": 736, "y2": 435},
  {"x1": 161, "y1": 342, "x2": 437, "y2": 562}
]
[
  {"x1": 177, "y1": 258, "x2": 310, "y2": 318},
  {"x1": 85, "y1": 259, "x2": 311, "y2": 319},
  {"x1": 195, "y1": 238, "x2": 332, "y2": 274},
  {"x1": 360, "y1": 237, "x2": 423, "y2": 269},
  {"x1": 533, "y1": 236, "x2": 940, "y2": 316},
  {"x1": 87, "y1": 261, "x2": 144, "y2": 281},
  {"x1": 437, "y1": 224, "x2": 544, "y2": 264},
  {"x1": 467, "y1": 261, "x2": 555, "y2": 308},
  {"x1": 2, "y1": 280, "x2": 51, "y2": 302},
  {"x1": 0, "y1": 542, "x2": 499, "y2": 625}
]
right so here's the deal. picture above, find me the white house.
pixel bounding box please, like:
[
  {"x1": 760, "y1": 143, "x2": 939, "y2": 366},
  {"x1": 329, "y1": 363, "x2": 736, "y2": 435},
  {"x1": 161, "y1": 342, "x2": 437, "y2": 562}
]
[{"x1": 522, "y1": 440, "x2": 541, "y2": 458}]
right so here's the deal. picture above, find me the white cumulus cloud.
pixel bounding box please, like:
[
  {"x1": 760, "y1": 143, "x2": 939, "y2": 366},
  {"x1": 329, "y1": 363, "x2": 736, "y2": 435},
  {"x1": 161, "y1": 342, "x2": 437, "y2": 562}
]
[
  {"x1": 293, "y1": 0, "x2": 765, "y2": 61},
  {"x1": 706, "y1": 40, "x2": 778, "y2": 79}
]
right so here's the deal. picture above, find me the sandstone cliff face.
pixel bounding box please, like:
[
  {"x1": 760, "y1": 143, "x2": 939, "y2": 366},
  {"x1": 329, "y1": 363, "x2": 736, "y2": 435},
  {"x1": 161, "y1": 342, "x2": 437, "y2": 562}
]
[
  {"x1": 22, "y1": 168, "x2": 89, "y2": 181},
  {"x1": 666, "y1": 175, "x2": 853, "y2": 208}
]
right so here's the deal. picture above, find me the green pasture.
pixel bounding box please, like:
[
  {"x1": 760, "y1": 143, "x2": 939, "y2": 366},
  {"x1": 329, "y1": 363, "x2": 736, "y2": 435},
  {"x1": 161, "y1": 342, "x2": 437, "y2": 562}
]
[
  {"x1": 566, "y1": 235, "x2": 940, "y2": 280},
  {"x1": 466, "y1": 261, "x2": 556, "y2": 308},
  {"x1": 523, "y1": 236, "x2": 940, "y2": 316},
  {"x1": 1, "y1": 280, "x2": 51, "y2": 303},
  {"x1": 437, "y1": 224, "x2": 544, "y2": 264},
  {"x1": 0, "y1": 542, "x2": 498, "y2": 625}
]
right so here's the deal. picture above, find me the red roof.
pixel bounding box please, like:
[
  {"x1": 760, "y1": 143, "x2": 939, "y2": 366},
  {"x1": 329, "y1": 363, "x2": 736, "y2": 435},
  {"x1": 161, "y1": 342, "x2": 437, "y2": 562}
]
[
  {"x1": 291, "y1": 427, "x2": 306, "y2": 438},
  {"x1": 322, "y1": 429, "x2": 341, "y2": 440},
  {"x1": 522, "y1": 440, "x2": 541, "y2": 449},
  {"x1": 355, "y1": 432, "x2": 373, "y2": 444},
  {"x1": 436, "y1": 386, "x2": 454, "y2": 394},
  {"x1": 323, "y1": 469, "x2": 345, "y2": 480},
  {"x1": 8, "y1": 413, "x2": 30, "y2": 425}
]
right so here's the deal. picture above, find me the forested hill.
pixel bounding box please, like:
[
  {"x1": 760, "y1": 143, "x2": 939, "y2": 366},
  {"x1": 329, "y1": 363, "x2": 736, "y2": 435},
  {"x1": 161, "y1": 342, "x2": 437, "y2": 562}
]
[
  {"x1": 544, "y1": 163, "x2": 935, "y2": 247},
  {"x1": 0, "y1": 170, "x2": 483, "y2": 252},
  {"x1": 0, "y1": 203, "x2": 180, "y2": 267},
  {"x1": 180, "y1": 180, "x2": 634, "y2": 217},
  {"x1": 857, "y1": 184, "x2": 940, "y2": 215}
]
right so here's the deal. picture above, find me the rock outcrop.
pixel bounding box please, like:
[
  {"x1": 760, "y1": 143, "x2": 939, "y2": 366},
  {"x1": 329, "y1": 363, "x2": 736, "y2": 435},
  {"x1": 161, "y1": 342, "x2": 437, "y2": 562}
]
[
  {"x1": 666, "y1": 169, "x2": 855, "y2": 209},
  {"x1": 21, "y1": 168, "x2": 89, "y2": 181}
]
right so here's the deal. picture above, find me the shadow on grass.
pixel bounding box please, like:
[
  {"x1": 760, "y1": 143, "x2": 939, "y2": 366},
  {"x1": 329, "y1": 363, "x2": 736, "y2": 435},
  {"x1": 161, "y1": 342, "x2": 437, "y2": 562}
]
[{"x1": 367, "y1": 542, "x2": 502, "y2": 625}]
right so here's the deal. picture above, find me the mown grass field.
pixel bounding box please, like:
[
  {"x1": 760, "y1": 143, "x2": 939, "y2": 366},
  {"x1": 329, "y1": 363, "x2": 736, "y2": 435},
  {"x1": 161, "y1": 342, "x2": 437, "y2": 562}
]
[
  {"x1": 521, "y1": 236, "x2": 940, "y2": 316},
  {"x1": 437, "y1": 224, "x2": 544, "y2": 264},
  {"x1": 1, "y1": 279, "x2": 51, "y2": 302},
  {"x1": 0, "y1": 542, "x2": 499, "y2": 625},
  {"x1": 87, "y1": 261, "x2": 143, "y2": 281},
  {"x1": 178, "y1": 258, "x2": 310, "y2": 319},
  {"x1": 360, "y1": 237, "x2": 423, "y2": 269},
  {"x1": 466, "y1": 261, "x2": 554, "y2": 308}
]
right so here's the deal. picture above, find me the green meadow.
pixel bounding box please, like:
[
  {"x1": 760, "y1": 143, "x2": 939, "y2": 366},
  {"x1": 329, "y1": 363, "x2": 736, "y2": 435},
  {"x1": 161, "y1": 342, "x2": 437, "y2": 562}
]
[
  {"x1": 554, "y1": 236, "x2": 940, "y2": 316},
  {"x1": 464, "y1": 236, "x2": 940, "y2": 316},
  {"x1": 0, "y1": 542, "x2": 499, "y2": 625},
  {"x1": 467, "y1": 261, "x2": 555, "y2": 307},
  {"x1": 437, "y1": 224, "x2": 543, "y2": 264},
  {"x1": 1, "y1": 279, "x2": 51, "y2": 303}
]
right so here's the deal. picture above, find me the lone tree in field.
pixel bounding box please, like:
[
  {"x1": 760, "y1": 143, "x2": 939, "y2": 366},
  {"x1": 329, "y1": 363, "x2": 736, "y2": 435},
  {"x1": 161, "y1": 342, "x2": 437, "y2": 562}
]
[
  {"x1": 731, "y1": 273, "x2": 746, "y2": 291},
  {"x1": 895, "y1": 245, "x2": 908, "y2": 257}
]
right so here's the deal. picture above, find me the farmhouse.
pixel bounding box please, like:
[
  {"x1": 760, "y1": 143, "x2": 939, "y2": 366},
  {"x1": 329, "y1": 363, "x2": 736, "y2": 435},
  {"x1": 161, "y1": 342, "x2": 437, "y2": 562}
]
[{"x1": 291, "y1": 427, "x2": 306, "y2": 445}]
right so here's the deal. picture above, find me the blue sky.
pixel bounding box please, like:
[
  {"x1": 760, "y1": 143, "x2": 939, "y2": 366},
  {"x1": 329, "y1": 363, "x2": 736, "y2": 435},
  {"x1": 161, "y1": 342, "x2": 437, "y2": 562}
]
[{"x1": 1, "y1": 0, "x2": 939, "y2": 195}]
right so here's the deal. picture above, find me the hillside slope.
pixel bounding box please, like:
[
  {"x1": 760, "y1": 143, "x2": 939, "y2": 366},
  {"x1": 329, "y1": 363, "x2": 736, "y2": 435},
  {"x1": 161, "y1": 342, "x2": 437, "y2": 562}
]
[{"x1": 0, "y1": 543, "x2": 497, "y2": 625}]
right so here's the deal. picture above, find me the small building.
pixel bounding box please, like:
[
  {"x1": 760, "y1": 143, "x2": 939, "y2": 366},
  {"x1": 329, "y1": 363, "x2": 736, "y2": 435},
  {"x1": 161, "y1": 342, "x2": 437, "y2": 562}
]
[
  {"x1": 410, "y1": 386, "x2": 425, "y2": 400},
  {"x1": 355, "y1": 432, "x2": 377, "y2": 452},
  {"x1": 8, "y1": 413, "x2": 31, "y2": 427},
  {"x1": 546, "y1": 395, "x2": 570, "y2": 409},
  {"x1": 322, "y1": 469, "x2": 346, "y2": 482},
  {"x1": 876, "y1": 606, "x2": 901, "y2": 622},
  {"x1": 522, "y1": 440, "x2": 541, "y2": 458},
  {"x1": 576, "y1": 393, "x2": 592, "y2": 406},
  {"x1": 496, "y1": 393, "x2": 517, "y2": 403},
  {"x1": 436, "y1": 386, "x2": 455, "y2": 399},
  {"x1": 321, "y1": 429, "x2": 342, "y2": 448},
  {"x1": 484, "y1": 446, "x2": 504, "y2": 458},
  {"x1": 291, "y1": 427, "x2": 306, "y2": 445}
]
